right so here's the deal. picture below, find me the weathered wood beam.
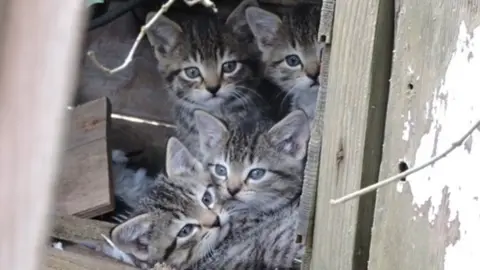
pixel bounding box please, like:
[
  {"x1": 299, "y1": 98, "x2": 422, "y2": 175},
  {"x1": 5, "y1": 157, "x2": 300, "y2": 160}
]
[
  {"x1": 369, "y1": 1, "x2": 480, "y2": 269},
  {"x1": 0, "y1": 0, "x2": 86, "y2": 269},
  {"x1": 308, "y1": 0, "x2": 393, "y2": 269}
]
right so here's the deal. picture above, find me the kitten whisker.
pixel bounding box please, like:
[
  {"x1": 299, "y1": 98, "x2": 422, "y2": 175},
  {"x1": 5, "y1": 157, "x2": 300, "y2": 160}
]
[{"x1": 234, "y1": 85, "x2": 266, "y2": 101}]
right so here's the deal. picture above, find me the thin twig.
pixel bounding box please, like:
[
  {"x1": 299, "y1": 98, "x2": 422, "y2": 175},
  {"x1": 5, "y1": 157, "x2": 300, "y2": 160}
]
[
  {"x1": 87, "y1": 0, "x2": 217, "y2": 74},
  {"x1": 330, "y1": 119, "x2": 480, "y2": 205}
]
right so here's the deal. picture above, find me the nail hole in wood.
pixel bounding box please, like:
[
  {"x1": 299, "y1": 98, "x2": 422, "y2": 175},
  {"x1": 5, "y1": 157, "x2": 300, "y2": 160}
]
[
  {"x1": 407, "y1": 83, "x2": 414, "y2": 90},
  {"x1": 319, "y1": 35, "x2": 327, "y2": 42},
  {"x1": 398, "y1": 161, "x2": 409, "y2": 181}
]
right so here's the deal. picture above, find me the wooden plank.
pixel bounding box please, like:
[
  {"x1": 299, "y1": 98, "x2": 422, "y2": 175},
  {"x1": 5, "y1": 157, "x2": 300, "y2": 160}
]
[
  {"x1": 50, "y1": 215, "x2": 175, "y2": 270},
  {"x1": 308, "y1": 0, "x2": 393, "y2": 269},
  {"x1": 56, "y1": 98, "x2": 113, "y2": 218},
  {"x1": 52, "y1": 215, "x2": 114, "y2": 244},
  {"x1": 368, "y1": 1, "x2": 480, "y2": 269},
  {"x1": 66, "y1": 98, "x2": 109, "y2": 151},
  {"x1": 57, "y1": 139, "x2": 113, "y2": 218},
  {"x1": 0, "y1": 0, "x2": 85, "y2": 269},
  {"x1": 45, "y1": 248, "x2": 137, "y2": 270}
]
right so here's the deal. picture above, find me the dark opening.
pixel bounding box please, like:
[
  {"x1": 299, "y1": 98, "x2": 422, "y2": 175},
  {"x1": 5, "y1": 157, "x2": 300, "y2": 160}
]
[{"x1": 398, "y1": 161, "x2": 409, "y2": 181}]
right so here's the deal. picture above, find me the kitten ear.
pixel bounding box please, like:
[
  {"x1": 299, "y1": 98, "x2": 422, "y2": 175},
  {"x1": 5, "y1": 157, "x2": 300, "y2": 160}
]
[
  {"x1": 245, "y1": 7, "x2": 282, "y2": 51},
  {"x1": 111, "y1": 213, "x2": 153, "y2": 262},
  {"x1": 225, "y1": 0, "x2": 259, "y2": 39},
  {"x1": 166, "y1": 137, "x2": 202, "y2": 177},
  {"x1": 145, "y1": 12, "x2": 183, "y2": 54},
  {"x1": 266, "y1": 110, "x2": 310, "y2": 160},
  {"x1": 194, "y1": 110, "x2": 229, "y2": 153}
]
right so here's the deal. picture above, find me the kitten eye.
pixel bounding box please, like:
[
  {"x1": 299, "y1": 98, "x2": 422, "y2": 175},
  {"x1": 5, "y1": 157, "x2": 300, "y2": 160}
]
[
  {"x1": 177, "y1": 224, "x2": 195, "y2": 238},
  {"x1": 221, "y1": 61, "x2": 238, "y2": 74},
  {"x1": 202, "y1": 190, "x2": 214, "y2": 207},
  {"x1": 285, "y1": 55, "x2": 302, "y2": 67},
  {"x1": 184, "y1": 67, "x2": 201, "y2": 79},
  {"x1": 214, "y1": 164, "x2": 228, "y2": 177},
  {"x1": 248, "y1": 168, "x2": 266, "y2": 180}
]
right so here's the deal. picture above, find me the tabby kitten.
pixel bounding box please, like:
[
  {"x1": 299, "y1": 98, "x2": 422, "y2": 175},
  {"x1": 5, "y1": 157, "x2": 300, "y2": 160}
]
[
  {"x1": 195, "y1": 109, "x2": 310, "y2": 214},
  {"x1": 109, "y1": 137, "x2": 231, "y2": 269},
  {"x1": 108, "y1": 135, "x2": 307, "y2": 269},
  {"x1": 145, "y1": 0, "x2": 272, "y2": 160},
  {"x1": 193, "y1": 200, "x2": 304, "y2": 270},
  {"x1": 245, "y1": 4, "x2": 322, "y2": 126}
]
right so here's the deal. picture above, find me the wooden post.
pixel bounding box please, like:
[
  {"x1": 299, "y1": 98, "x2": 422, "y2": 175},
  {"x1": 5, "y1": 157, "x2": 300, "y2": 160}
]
[
  {"x1": 308, "y1": 0, "x2": 393, "y2": 269},
  {"x1": 369, "y1": 1, "x2": 480, "y2": 269},
  {"x1": 0, "y1": 0, "x2": 85, "y2": 270}
]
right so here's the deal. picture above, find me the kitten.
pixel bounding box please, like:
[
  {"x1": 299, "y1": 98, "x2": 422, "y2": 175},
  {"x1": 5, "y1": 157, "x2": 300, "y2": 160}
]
[
  {"x1": 108, "y1": 137, "x2": 231, "y2": 269},
  {"x1": 195, "y1": 109, "x2": 310, "y2": 214},
  {"x1": 245, "y1": 4, "x2": 322, "y2": 126},
  {"x1": 107, "y1": 137, "x2": 305, "y2": 269},
  {"x1": 194, "y1": 200, "x2": 304, "y2": 270},
  {"x1": 145, "y1": 0, "x2": 273, "y2": 160}
]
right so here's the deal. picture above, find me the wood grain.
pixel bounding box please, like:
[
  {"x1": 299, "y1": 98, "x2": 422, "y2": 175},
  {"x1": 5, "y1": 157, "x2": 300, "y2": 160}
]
[
  {"x1": 65, "y1": 98, "x2": 109, "y2": 151},
  {"x1": 368, "y1": 1, "x2": 480, "y2": 269},
  {"x1": 52, "y1": 214, "x2": 114, "y2": 244},
  {"x1": 0, "y1": 0, "x2": 85, "y2": 269},
  {"x1": 308, "y1": 0, "x2": 393, "y2": 269},
  {"x1": 44, "y1": 248, "x2": 137, "y2": 270},
  {"x1": 56, "y1": 98, "x2": 114, "y2": 218}
]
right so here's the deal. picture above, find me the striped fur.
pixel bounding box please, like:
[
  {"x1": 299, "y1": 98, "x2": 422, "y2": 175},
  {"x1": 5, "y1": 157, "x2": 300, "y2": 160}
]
[
  {"x1": 191, "y1": 110, "x2": 310, "y2": 268},
  {"x1": 107, "y1": 125, "x2": 309, "y2": 269},
  {"x1": 190, "y1": 110, "x2": 311, "y2": 269},
  {"x1": 246, "y1": 4, "x2": 322, "y2": 126},
  {"x1": 193, "y1": 201, "x2": 304, "y2": 269},
  {"x1": 195, "y1": 109, "x2": 310, "y2": 214},
  {"x1": 145, "y1": 0, "x2": 274, "y2": 160},
  {"x1": 108, "y1": 138, "x2": 231, "y2": 269}
]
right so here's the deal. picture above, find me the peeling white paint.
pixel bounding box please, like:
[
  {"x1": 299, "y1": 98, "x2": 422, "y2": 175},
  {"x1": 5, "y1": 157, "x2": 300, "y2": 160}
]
[
  {"x1": 407, "y1": 65, "x2": 414, "y2": 75},
  {"x1": 406, "y1": 21, "x2": 480, "y2": 269},
  {"x1": 402, "y1": 110, "x2": 412, "y2": 141},
  {"x1": 396, "y1": 181, "x2": 405, "y2": 193}
]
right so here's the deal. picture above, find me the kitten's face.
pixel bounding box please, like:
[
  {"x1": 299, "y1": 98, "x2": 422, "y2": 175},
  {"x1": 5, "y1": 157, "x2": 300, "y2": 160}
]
[
  {"x1": 110, "y1": 138, "x2": 230, "y2": 269},
  {"x1": 246, "y1": 5, "x2": 322, "y2": 96},
  {"x1": 195, "y1": 110, "x2": 310, "y2": 213},
  {"x1": 146, "y1": 0, "x2": 260, "y2": 108}
]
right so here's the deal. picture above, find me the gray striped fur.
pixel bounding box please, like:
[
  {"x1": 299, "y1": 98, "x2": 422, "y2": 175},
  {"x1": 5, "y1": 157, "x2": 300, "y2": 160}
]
[
  {"x1": 108, "y1": 138, "x2": 231, "y2": 269},
  {"x1": 246, "y1": 4, "x2": 322, "y2": 126},
  {"x1": 145, "y1": 0, "x2": 272, "y2": 160},
  {"x1": 189, "y1": 110, "x2": 310, "y2": 269},
  {"x1": 193, "y1": 200, "x2": 304, "y2": 270},
  {"x1": 107, "y1": 110, "x2": 310, "y2": 269},
  {"x1": 195, "y1": 109, "x2": 310, "y2": 214}
]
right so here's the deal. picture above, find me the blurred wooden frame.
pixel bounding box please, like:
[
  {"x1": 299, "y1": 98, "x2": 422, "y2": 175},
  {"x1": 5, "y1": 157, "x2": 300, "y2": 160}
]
[{"x1": 0, "y1": 0, "x2": 86, "y2": 269}]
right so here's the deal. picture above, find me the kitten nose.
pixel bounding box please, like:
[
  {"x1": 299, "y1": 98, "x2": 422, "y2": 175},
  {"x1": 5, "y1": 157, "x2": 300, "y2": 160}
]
[
  {"x1": 206, "y1": 85, "x2": 220, "y2": 95},
  {"x1": 212, "y1": 216, "x2": 221, "y2": 227},
  {"x1": 227, "y1": 187, "x2": 241, "y2": 196}
]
